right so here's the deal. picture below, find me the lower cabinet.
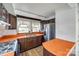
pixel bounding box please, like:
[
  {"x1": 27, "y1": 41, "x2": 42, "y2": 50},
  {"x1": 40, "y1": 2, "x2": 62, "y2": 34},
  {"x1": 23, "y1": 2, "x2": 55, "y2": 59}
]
[
  {"x1": 36, "y1": 36, "x2": 42, "y2": 46},
  {"x1": 18, "y1": 36, "x2": 42, "y2": 53}
]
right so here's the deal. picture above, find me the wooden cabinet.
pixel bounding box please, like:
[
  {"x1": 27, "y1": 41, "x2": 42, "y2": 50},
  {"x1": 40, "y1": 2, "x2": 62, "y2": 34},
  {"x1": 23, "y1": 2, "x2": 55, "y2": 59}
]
[
  {"x1": 18, "y1": 38, "x2": 33, "y2": 52},
  {"x1": 43, "y1": 47, "x2": 55, "y2": 56},
  {"x1": 0, "y1": 3, "x2": 7, "y2": 22},
  {"x1": 18, "y1": 36, "x2": 42, "y2": 53},
  {"x1": 2, "y1": 6, "x2": 7, "y2": 22},
  {"x1": 0, "y1": 3, "x2": 8, "y2": 22},
  {"x1": 36, "y1": 36, "x2": 42, "y2": 45},
  {"x1": 8, "y1": 14, "x2": 17, "y2": 29},
  {"x1": 0, "y1": 3, "x2": 3, "y2": 18},
  {"x1": 0, "y1": 3, "x2": 17, "y2": 29}
]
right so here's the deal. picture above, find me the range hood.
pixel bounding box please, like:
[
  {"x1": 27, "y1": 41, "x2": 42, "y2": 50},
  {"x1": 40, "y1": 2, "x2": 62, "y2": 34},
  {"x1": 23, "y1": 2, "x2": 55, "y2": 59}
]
[
  {"x1": 0, "y1": 21, "x2": 11, "y2": 26},
  {"x1": 0, "y1": 17, "x2": 11, "y2": 26}
]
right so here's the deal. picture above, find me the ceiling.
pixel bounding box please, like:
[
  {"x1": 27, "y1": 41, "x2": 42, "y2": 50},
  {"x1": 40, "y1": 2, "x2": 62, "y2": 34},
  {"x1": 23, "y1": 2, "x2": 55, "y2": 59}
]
[{"x1": 13, "y1": 3, "x2": 72, "y2": 20}]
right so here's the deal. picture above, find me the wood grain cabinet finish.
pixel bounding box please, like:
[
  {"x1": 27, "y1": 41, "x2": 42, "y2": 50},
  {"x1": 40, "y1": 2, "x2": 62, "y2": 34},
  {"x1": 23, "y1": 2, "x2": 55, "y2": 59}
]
[
  {"x1": 8, "y1": 14, "x2": 17, "y2": 29},
  {"x1": 18, "y1": 36, "x2": 42, "y2": 53},
  {"x1": 0, "y1": 3, "x2": 3, "y2": 17},
  {"x1": 43, "y1": 47, "x2": 55, "y2": 56},
  {"x1": 2, "y1": 6, "x2": 7, "y2": 22},
  {"x1": 0, "y1": 3, "x2": 17, "y2": 29},
  {"x1": 36, "y1": 36, "x2": 42, "y2": 45},
  {"x1": 0, "y1": 3, "x2": 7, "y2": 22}
]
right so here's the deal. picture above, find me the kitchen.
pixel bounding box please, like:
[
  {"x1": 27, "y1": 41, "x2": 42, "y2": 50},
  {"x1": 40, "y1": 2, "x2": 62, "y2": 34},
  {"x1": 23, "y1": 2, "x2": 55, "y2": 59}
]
[{"x1": 0, "y1": 3, "x2": 76, "y2": 56}]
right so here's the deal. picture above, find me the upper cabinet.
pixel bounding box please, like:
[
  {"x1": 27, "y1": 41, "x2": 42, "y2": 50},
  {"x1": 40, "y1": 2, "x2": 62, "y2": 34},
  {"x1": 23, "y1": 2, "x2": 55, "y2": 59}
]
[
  {"x1": 0, "y1": 3, "x2": 11, "y2": 27},
  {"x1": 2, "y1": 6, "x2": 7, "y2": 22},
  {"x1": 0, "y1": 3, "x2": 3, "y2": 18},
  {"x1": 0, "y1": 3, "x2": 9, "y2": 22},
  {"x1": 0, "y1": 3, "x2": 17, "y2": 29},
  {"x1": 8, "y1": 14, "x2": 17, "y2": 29},
  {"x1": 0, "y1": 3, "x2": 7, "y2": 22}
]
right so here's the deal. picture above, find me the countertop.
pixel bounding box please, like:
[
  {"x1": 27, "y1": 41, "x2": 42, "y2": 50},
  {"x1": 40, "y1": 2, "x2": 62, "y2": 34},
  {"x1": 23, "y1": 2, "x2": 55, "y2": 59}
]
[
  {"x1": 0, "y1": 32, "x2": 44, "y2": 55},
  {"x1": 0, "y1": 32, "x2": 44, "y2": 43},
  {"x1": 42, "y1": 38, "x2": 75, "y2": 56}
]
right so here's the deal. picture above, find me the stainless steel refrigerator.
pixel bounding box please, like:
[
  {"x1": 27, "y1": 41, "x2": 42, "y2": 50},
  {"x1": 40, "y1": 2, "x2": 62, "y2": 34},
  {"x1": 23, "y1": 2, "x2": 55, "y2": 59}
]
[{"x1": 44, "y1": 23, "x2": 55, "y2": 41}]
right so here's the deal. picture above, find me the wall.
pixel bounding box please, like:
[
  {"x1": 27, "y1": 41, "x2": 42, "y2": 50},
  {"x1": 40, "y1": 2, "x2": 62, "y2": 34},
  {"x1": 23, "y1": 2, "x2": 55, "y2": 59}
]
[
  {"x1": 0, "y1": 30, "x2": 17, "y2": 37},
  {"x1": 56, "y1": 8, "x2": 76, "y2": 42},
  {"x1": 78, "y1": 12, "x2": 79, "y2": 40},
  {"x1": 77, "y1": 12, "x2": 79, "y2": 56}
]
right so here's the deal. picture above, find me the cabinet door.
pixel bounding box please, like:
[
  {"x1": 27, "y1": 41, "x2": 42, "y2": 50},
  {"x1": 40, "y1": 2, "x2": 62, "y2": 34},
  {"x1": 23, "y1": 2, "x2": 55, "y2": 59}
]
[
  {"x1": 25, "y1": 38, "x2": 33, "y2": 49},
  {"x1": 0, "y1": 3, "x2": 2, "y2": 18},
  {"x1": 0, "y1": 3, "x2": 8, "y2": 22},
  {"x1": 9, "y1": 14, "x2": 17, "y2": 29},
  {"x1": 18, "y1": 36, "x2": 42, "y2": 53},
  {"x1": 29, "y1": 36, "x2": 42, "y2": 48},
  {"x1": 18, "y1": 38, "x2": 26, "y2": 52},
  {"x1": 2, "y1": 7, "x2": 7, "y2": 22},
  {"x1": 31, "y1": 37, "x2": 37, "y2": 47},
  {"x1": 36, "y1": 36, "x2": 42, "y2": 46},
  {"x1": 18, "y1": 38, "x2": 34, "y2": 52}
]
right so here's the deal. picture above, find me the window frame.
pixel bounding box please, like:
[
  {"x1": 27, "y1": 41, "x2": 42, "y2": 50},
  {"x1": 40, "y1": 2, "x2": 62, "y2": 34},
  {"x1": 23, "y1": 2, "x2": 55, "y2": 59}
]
[{"x1": 17, "y1": 18, "x2": 41, "y2": 33}]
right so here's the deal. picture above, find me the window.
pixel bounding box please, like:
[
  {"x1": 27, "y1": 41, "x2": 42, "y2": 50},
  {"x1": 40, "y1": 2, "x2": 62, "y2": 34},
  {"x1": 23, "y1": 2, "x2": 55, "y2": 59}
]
[
  {"x1": 17, "y1": 18, "x2": 30, "y2": 33},
  {"x1": 32, "y1": 21, "x2": 40, "y2": 32},
  {"x1": 17, "y1": 18, "x2": 41, "y2": 33}
]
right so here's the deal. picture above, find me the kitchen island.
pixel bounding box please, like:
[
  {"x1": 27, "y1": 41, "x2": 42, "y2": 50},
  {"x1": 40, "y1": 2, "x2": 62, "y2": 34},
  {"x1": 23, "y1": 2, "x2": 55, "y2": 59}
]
[{"x1": 42, "y1": 38, "x2": 75, "y2": 56}]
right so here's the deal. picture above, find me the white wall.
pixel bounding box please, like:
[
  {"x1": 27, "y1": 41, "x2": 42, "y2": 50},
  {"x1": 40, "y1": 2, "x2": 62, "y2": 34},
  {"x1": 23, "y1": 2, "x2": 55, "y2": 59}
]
[
  {"x1": 78, "y1": 12, "x2": 79, "y2": 40},
  {"x1": 78, "y1": 18, "x2": 79, "y2": 41},
  {"x1": 56, "y1": 8, "x2": 76, "y2": 42},
  {"x1": 0, "y1": 30, "x2": 17, "y2": 37}
]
